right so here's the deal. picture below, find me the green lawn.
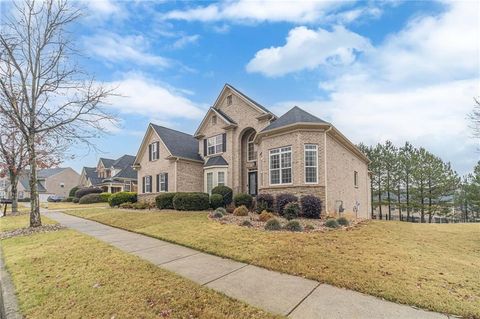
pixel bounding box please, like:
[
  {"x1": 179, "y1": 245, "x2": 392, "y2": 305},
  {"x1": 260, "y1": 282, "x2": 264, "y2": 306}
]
[
  {"x1": 1, "y1": 221, "x2": 279, "y2": 318},
  {"x1": 66, "y1": 208, "x2": 480, "y2": 318}
]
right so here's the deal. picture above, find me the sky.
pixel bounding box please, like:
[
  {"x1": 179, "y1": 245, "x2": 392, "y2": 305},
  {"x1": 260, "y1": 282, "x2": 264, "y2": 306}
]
[{"x1": 16, "y1": 0, "x2": 480, "y2": 174}]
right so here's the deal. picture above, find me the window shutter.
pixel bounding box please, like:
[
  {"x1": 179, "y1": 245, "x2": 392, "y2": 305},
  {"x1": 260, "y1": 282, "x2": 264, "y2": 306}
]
[
  {"x1": 142, "y1": 176, "x2": 145, "y2": 193},
  {"x1": 222, "y1": 133, "x2": 226, "y2": 152},
  {"x1": 148, "y1": 144, "x2": 152, "y2": 161},
  {"x1": 156, "y1": 142, "x2": 160, "y2": 160},
  {"x1": 203, "y1": 139, "x2": 207, "y2": 156},
  {"x1": 165, "y1": 173, "x2": 168, "y2": 192},
  {"x1": 156, "y1": 174, "x2": 159, "y2": 192}
]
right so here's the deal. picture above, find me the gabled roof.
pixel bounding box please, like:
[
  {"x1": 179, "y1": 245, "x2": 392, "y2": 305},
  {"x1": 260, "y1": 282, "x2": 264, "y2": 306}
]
[
  {"x1": 19, "y1": 177, "x2": 46, "y2": 193},
  {"x1": 83, "y1": 167, "x2": 102, "y2": 185},
  {"x1": 112, "y1": 155, "x2": 136, "y2": 169},
  {"x1": 37, "y1": 167, "x2": 68, "y2": 179},
  {"x1": 261, "y1": 106, "x2": 329, "y2": 132},
  {"x1": 194, "y1": 107, "x2": 238, "y2": 137},
  {"x1": 99, "y1": 158, "x2": 115, "y2": 168},
  {"x1": 151, "y1": 124, "x2": 202, "y2": 161},
  {"x1": 214, "y1": 108, "x2": 237, "y2": 125},
  {"x1": 204, "y1": 155, "x2": 228, "y2": 167},
  {"x1": 114, "y1": 165, "x2": 137, "y2": 180},
  {"x1": 223, "y1": 83, "x2": 274, "y2": 115}
]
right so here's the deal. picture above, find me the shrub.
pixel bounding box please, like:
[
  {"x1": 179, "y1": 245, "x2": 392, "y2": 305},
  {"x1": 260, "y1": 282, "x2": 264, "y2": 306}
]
[
  {"x1": 275, "y1": 193, "x2": 298, "y2": 214},
  {"x1": 119, "y1": 202, "x2": 133, "y2": 209},
  {"x1": 283, "y1": 202, "x2": 300, "y2": 220},
  {"x1": 173, "y1": 192, "x2": 209, "y2": 211},
  {"x1": 212, "y1": 211, "x2": 224, "y2": 219},
  {"x1": 233, "y1": 193, "x2": 253, "y2": 208},
  {"x1": 265, "y1": 218, "x2": 282, "y2": 231},
  {"x1": 72, "y1": 197, "x2": 79, "y2": 203},
  {"x1": 210, "y1": 194, "x2": 224, "y2": 209},
  {"x1": 284, "y1": 220, "x2": 303, "y2": 232},
  {"x1": 132, "y1": 202, "x2": 150, "y2": 210},
  {"x1": 255, "y1": 193, "x2": 274, "y2": 213},
  {"x1": 62, "y1": 197, "x2": 74, "y2": 202},
  {"x1": 69, "y1": 186, "x2": 79, "y2": 197},
  {"x1": 79, "y1": 193, "x2": 105, "y2": 204},
  {"x1": 325, "y1": 219, "x2": 339, "y2": 229},
  {"x1": 258, "y1": 211, "x2": 275, "y2": 222},
  {"x1": 211, "y1": 185, "x2": 233, "y2": 206},
  {"x1": 18, "y1": 198, "x2": 30, "y2": 202},
  {"x1": 300, "y1": 195, "x2": 322, "y2": 219},
  {"x1": 304, "y1": 223, "x2": 315, "y2": 231},
  {"x1": 215, "y1": 207, "x2": 227, "y2": 215},
  {"x1": 109, "y1": 192, "x2": 137, "y2": 207},
  {"x1": 99, "y1": 192, "x2": 112, "y2": 202},
  {"x1": 75, "y1": 187, "x2": 102, "y2": 199},
  {"x1": 240, "y1": 220, "x2": 253, "y2": 227},
  {"x1": 226, "y1": 203, "x2": 235, "y2": 214},
  {"x1": 156, "y1": 193, "x2": 176, "y2": 209},
  {"x1": 337, "y1": 216, "x2": 349, "y2": 226},
  {"x1": 233, "y1": 205, "x2": 249, "y2": 216}
]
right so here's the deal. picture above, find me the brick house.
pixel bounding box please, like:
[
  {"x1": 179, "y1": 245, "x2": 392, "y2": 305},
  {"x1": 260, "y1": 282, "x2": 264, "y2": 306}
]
[
  {"x1": 134, "y1": 84, "x2": 371, "y2": 218},
  {"x1": 79, "y1": 155, "x2": 137, "y2": 193}
]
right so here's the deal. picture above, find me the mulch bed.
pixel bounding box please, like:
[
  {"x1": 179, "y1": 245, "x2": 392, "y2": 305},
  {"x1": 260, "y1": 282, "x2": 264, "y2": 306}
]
[
  {"x1": 210, "y1": 211, "x2": 366, "y2": 232},
  {"x1": 0, "y1": 224, "x2": 65, "y2": 239}
]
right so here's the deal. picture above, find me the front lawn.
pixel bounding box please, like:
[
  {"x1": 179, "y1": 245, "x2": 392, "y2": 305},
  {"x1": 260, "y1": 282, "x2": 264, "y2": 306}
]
[
  {"x1": 1, "y1": 225, "x2": 278, "y2": 318},
  {"x1": 40, "y1": 202, "x2": 109, "y2": 210},
  {"x1": 0, "y1": 214, "x2": 57, "y2": 232},
  {"x1": 67, "y1": 208, "x2": 480, "y2": 318}
]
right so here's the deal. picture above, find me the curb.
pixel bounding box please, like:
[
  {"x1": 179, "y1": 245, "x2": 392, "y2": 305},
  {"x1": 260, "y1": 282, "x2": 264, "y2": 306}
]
[{"x1": 0, "y1": 248, "x2": 22, "y2": 319}]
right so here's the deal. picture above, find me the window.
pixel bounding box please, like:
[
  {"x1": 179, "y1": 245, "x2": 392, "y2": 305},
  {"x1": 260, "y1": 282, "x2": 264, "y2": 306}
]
[
  {"x1": 207, "y1": 134, "x2": 223, "y2": 155},
  {"x1": 206, "y1": 172, "x2": 213, "y2": 194},
  {"x1": 226, "y1": 94, "x2": 232, "y2": 106},
  {"x1": 304, "y1": 144, "x2": 318, "y2": 183},
  {"x1": 124, "y1": 182, "x2": 131, "y2": 192},
  {"x1": 269, "y1": 146, "x2": 292, "y2": 185},
  {"x1": 159, "y1": 173, "x2": 167, "y2": 192},
  {"x1": 212, "y1": 115, "x2": 217, "y2": 125},
  {"x1": 144, "y1": 176, "x2": 152, "y2": 193},
  {"x1": 217, "y1": 172, "x2": 225, "y2": 186},
  {"x1": 247, "y1": 133, "x2": 256, "y2": 161},
  {"x1": 149, "y1": 142, "x2": 159, "y2": 161},
  {"x1": 354, "y1": 171, "x2": 359, "y2": 188}
]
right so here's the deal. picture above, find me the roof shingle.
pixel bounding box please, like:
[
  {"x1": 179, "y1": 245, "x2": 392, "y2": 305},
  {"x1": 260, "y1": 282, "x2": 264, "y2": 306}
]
[
  {"x1": 261, "y1": 106, "x2": 329, "y2": 132},
  {"x1": 151, "y1": 124, "x2": 202, "y2": 161}
]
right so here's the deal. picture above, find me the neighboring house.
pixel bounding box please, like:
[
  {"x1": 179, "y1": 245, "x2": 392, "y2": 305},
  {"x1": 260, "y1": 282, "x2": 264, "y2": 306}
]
[
  {"x1": 79, "y1": 155, "x2": 137, "y2": 193},
  {"x1": 134, "y1": 84, "x2": 371, "y2": 218},
  {"x1": 2, "y1": 168, "x2": 80, "y2": 202},
  {"x1": 0, "y1": 178, "x2": 8, "y2": 199}
]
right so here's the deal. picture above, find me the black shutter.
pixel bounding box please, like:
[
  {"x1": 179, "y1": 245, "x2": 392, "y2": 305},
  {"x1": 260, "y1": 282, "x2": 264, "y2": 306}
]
[
  {"x1": 222, "y1": 133, "x2": 227, "y2": 152},
  {"x1": 142, "y1": 176, "x2": 145, "y2": 193},
  {"x1": 203, "y1": 139, "x2": 207, "y2": 156},
  {"x1": 165, "y1": 173, "x2": 168, "y2": 192},
  {"x1": 156, "y1": 174, "x2": 159, "y2": 192},
  {"x1": 156, "y1": 142, "x2": 160, "y2": 160},
  {"x1": 148, "y1": 144, "x2": 152, "y2": 161}
]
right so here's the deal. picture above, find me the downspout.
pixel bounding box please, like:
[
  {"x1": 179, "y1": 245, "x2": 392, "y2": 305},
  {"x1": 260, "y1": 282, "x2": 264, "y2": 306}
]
[
  {"x1": 324, "y1": 126, "x2": 332, "y2": 215},
  {"x1": 174, "y1": 159, "x2": 178, "y2": 192}
]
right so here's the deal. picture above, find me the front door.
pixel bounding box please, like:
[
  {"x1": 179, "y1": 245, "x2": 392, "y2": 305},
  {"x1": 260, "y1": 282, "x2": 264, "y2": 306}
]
[{"x1": 248, "y1": 171, "x2": 257, "y2": 196}]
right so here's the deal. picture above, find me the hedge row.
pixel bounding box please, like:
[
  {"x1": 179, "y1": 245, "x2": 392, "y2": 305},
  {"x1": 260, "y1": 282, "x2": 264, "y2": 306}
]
[
  {"x1": 109, "y1": 192, "x2": 137, "y2": 207},
  {"x1": 155, "y1": 192, "x2": 211, "y2": 211}
]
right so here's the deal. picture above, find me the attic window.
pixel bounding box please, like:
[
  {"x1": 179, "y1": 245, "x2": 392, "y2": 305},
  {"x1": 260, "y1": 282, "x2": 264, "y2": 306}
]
[
  {"x1": 212, "y1": 115, "x2": 217, "y2": 125},
  {"x1": 226, "y1": 95, "x2": 232, "y2": 106}
]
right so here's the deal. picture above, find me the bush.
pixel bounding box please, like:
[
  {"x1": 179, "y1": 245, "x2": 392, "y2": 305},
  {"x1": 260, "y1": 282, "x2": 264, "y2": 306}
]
[
  {"x1": 75, "y1": 187, "x2": 102, "y2": 199},
  {"x1": 233, "y1": 205, "x2": 249, "y2": 216},
  {"x1": 173, "y1": 192, "x2": 209, "y2": 211},
  {"x1": 300, "y1": 195, "x2": 322, "y2": 219},
  {"x1": 337, "y1": 216, "x2": 349, "y2": 226},
  {"x1": 265, "y1": 218, "x2": 282, "y2": 231},
  {"x1": 212, "y1": 211, "x2": 224, "y2": 219},
  {"x1": 79, "y1": 193, "x2": 105, "y2": 204},
  {"x1": 233, "y1": 193, "x2": 253, "y2": 208},
  {"x1": 211, "y1": 185, "x2": 233, "y2": 206},
  {"x1": 62, "y1": 197, "x2": 74, "y2": 202},
  {"x1": 283, "y1": 202, "x2": 300, "y2": 220},
  {"x1": 69, "y1": 186, "x2": 79, "y2": 197},
  {"x1": 132, "y1": 202, "x2": 150, "y2": 210},
  {"x1": 156, "y1": 193, "x2": 176, "y2": 209},
  {"x1": 304, "y1": 223, "x2": 315, "y2": 231},
  {"x1": 275, "y1": 193, "x2": 298, "y2": 214},
  {"x1": 72, "y1": 197, "x2": 79, "y2": 203},
  {"x1": 215, "y1": 207, "x2": 227, "y2": 215},
  {"x1": 258, "y1": 211, "x2": 275, "y2": 222},
  {"x1": 325, "y1": 219, "x2": 339, "y2": 229},
  {"x1": 210, "y1": 194, "x2": 224, "y2": 209},
  {"x1": 284, "y1": 220, "x2": 303, "y2": 232},
  {"x1": 99, "y1": 192, "x2": 112, "y2": 202},
  {"x1": 119, "y1": 202, "x2": 133, "y2": 209},
  {"x1": 109, "y1": 192, "x2": 137, "y2": 207},
  {"x1": 255, "y1": 193, "x2": 274, "y2": 213},
  {"x1": 240, "y1": 220, "x2": 253, "y2": 227},
  {"x1": 226, "y1": 203, "x2": 235, "y2": 214}
]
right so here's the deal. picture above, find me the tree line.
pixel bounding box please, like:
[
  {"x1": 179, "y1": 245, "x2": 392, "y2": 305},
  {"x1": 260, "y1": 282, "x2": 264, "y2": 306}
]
[{"x1": 358, "y1": 141, "x2": 468, "y2": 223}]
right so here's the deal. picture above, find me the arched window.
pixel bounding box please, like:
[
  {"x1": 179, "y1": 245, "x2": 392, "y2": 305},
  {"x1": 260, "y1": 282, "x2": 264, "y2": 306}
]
[{"x1": 247, "y1": 132, "x2": 256, "y2": 161}]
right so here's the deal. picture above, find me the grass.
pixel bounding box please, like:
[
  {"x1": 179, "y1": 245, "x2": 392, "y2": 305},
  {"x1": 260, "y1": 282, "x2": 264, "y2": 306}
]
[
  {"x1": 40, "y1": 202, "x2": 109, "y2": 210},
  {"x1": 66, "y1": 208, "x2": 480, "y2": 318},
  {"x1": 0, "y1": 214, "x2": 57, "y2": 232},
  {"x1": 1, "y1": 227, "x2": 279, "y2": 318}
]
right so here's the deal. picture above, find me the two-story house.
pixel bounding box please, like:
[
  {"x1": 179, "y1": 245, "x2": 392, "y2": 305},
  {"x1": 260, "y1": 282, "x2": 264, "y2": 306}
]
[
  {"x1": 79, "y1": 155, "x2": 137, "y2": 193},
  {"x1": 133, "y1": 84, "x2": 371, "y2": 218}
]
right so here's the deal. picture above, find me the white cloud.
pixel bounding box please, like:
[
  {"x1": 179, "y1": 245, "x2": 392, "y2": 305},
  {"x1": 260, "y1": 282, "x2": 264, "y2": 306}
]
[
  {"x1": 160, "y1": 1, "x2": 345, "y2": 24},
  {"x1": 172, "y1": 34, "x2": 200, "y2": 49},
  {"x1": 106, "y1": 74, "x2": 205, "y2": 120},
  {"x1": 82, "y1": 0, "x2": 126, "y2": 21},
  {"x1": 246, "y1": 26, "x2": 372, "y2": 77},
  {"x1": 273, "y1": 1, "x2": 480, "y2": 174},
  {"x1": 84, "y1": 32, "x2": 170, "y2": 67}
]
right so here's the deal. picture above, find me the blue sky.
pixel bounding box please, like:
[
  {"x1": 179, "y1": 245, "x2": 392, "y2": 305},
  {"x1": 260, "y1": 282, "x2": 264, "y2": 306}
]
[{"x1": 57, "y1": 0, "x2": 478, "y2": 175}]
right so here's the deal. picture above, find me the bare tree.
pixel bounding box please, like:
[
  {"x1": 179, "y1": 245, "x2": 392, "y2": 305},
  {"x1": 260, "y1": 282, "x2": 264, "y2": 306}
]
[
  {"x1": 469, "y1": 98, "x2": 480, "y2": 145},
  {"x1": 0, "y1": 0, "x2": 116, "y2": 227}
]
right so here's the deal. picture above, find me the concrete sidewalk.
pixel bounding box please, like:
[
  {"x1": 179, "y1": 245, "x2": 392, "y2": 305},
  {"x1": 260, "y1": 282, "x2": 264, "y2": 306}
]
[{"x1": 44, "y1": 211, "x2": 450, "y2": 319}]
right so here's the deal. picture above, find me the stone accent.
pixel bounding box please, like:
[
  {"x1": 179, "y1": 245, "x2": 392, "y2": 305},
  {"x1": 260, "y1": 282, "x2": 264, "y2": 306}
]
[{"x1": 137, "y1": 193, "x2": 158, "y2": 205}]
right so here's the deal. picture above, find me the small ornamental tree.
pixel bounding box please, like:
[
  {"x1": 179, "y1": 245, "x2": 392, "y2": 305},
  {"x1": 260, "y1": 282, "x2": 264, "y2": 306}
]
[
  {"x1": 300, "y1": 195, "x2": 322, "y2": 219},
  {"x1": 275, "y1": 193, "x2": 298, "y2": 215}
]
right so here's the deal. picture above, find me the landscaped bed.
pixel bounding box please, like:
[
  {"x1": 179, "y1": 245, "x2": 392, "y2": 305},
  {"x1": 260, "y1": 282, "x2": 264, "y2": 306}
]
[
  {"x1": 64, "y1": 207, "x2": 480, "y2": 318},
  {"x1": 0, "y1": 217, "x2": 278, "y2": 318}
]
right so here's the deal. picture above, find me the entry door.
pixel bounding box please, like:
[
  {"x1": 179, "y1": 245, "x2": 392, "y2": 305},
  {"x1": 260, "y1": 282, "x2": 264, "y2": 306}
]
[{"x1": 248, "y1": 171, "x2": 257, "y2": 196}]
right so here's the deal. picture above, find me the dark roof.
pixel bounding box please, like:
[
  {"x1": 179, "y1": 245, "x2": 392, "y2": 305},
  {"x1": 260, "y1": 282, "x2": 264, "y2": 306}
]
[
  {"x1": 99, "y1": 158, "x2": 115, "y2": 168},
  {"x1": 19, "y1": 177, "x2": 46, "y2": 193},
  {"x1": 112, "y1": 155, "x2": 136, "y2": 169},
  {"x1": 37, "y1": 167, "x2": 68, "y2": 178},
  {"x1": 261, "y1": 106, "x2": 329, "y2": 132},
  {"x1": 151, "y1": 124, "x2": 202, "y2": 161},
  {"x1": 204, "y1": 155, "x2": 228, "y2": 167},
  {"x1": 114, "y1": 165, "x2": 137, "y2": 180},
  {"x1": 213, "y1": 108, "x2": 237, "y2": 124},
  {"x1": 84, "y1": 167, "x2": 102, "y2": 186},
  {"x1": 226, "y1": 84, "x2": 273, "y2": 115}
]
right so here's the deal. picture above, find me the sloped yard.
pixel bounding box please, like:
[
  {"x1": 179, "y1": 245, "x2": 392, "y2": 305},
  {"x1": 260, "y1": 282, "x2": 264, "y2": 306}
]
[{"x1": 66, "y1": 208, "x2": 480, "y2": 318}]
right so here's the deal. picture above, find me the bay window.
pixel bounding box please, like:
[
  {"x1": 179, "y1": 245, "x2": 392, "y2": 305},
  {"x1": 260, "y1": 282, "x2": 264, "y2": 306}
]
[{"x1": 304, "y1": 144, "x2": 318, "y2": 183}]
